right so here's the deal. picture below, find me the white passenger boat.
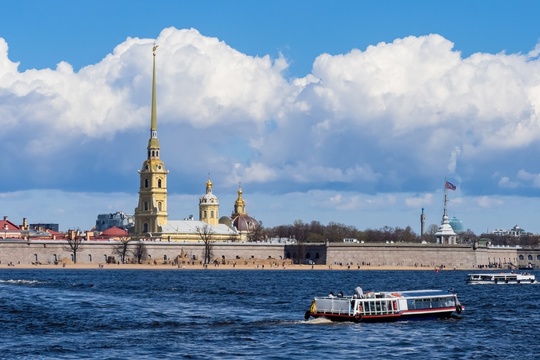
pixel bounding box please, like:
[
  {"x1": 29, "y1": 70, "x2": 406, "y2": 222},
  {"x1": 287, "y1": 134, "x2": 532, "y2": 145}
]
[
  {"x1": 304, "y1": 289, "x2": 463, "y2": 323},
  {"x1": 466, "y1": 272, "x2": 536, "y2": 284}
]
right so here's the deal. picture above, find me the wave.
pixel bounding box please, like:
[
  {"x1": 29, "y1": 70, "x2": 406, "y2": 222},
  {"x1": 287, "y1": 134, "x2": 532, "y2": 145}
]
[{"x1": 0, "y1": 279, "x2": 48, "y2": 285}]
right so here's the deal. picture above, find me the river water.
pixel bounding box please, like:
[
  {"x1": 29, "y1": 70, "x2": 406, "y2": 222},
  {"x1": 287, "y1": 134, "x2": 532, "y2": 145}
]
[{"x1": 0, "y1": 269, "x2": 538, "y2": 359}]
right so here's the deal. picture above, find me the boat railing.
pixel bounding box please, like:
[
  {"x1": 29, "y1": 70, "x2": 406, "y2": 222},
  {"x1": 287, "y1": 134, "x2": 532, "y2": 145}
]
[
  {"x1": 313, "y1": 297, "x2": 352, "y2": 315},
  {"x1": 357, "y1": 298, "x2": 400, "y2": 316},
  {"x1": 314, "y1": 297, "x2": 401, "y2": 316}
]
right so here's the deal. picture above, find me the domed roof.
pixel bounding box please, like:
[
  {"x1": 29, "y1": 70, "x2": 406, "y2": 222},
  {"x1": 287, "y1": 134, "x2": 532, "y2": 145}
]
[
  {"x1": 449, "y1": 216, "x2": 465, "y2": 234},
  {"x1": 232, "y1": 214, "x2": 259, "y2": 232},
  {"x1": 101, "y1": 226, "x2": 128, "y2": 237},
  {"x1": 199, "y1": 176, "x2": 219, "y2": 204},
  {"x1": 200, "y1": 192, "x2": 219, "y2": 204}
]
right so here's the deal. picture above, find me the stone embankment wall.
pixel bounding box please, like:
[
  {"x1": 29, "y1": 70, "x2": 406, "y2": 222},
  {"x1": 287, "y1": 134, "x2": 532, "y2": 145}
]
[
  {"x1": 323, "y1": 243, "x2": 519, "y2": 269},
  {"x1": 0, "y1": 240, "x2": 287, "y2": 266},
  {"x1": 0, "y1": 240, "x2": 532, "y2": 269}
]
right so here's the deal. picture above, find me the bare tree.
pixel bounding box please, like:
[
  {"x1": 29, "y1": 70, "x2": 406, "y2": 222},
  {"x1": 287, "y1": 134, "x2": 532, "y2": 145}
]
[
  {"x1": 63, "y1": 232, "x2": 84, "y2": 264},
  {"x1": 248, "y1": 222, "x2": 266, "y2": 242},
  {"x1": 114, "y1": 236, "x2": 134, "y2": 263},
  {"x1": 133, "y1": 241, "x2": 148, "y2": 264},
  {"x1": 196, "y1": 224, "x2": 215, "y2": 265}
]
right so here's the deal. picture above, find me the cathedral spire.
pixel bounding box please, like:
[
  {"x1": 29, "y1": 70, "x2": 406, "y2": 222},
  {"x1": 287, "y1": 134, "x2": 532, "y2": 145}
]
[
  {"x1": 133, "y1": 43, "x2": 168, "y2": 236},
  {"x1": 148, "y1": 42, "x2": 160, "y2": 157}
]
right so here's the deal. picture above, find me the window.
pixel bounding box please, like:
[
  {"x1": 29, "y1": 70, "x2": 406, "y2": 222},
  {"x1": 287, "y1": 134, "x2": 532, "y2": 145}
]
[
  {"x1": 158, "y1": 202, "x2": 162, "y2": 211},
  {"x1": 145, "y1": 179, "x2": 149, "y2": 188},
  {"x1": 519, "y1": 255, "x2": 524, "y2": 260},
  {"x1": 144, "y1": 201, "x2": 148, "y2": 211},
  {"x1": 143, "y1": 223, "x2": 148, "y2": 233},
  {"x1": 211, "y1": 211, "x2": 214, "y2": 218},
  {"x1": 528, "y1": 255, "x2": 533, "y2": 261},
  {"x1": 158, "y1": 179, "x2": 162, "y2": 188}
]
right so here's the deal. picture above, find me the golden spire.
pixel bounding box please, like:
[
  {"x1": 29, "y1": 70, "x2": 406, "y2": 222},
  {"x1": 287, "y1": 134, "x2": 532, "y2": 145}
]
[
  {"x1": 234, "y1": 182, "x2": 246, "y2": 214},
  {"x1": 148, "y1": 42, "x2": 160, "y2": 154},
  {"x1": 206, "y1": 173, "x2": 213, "y2": 193}
]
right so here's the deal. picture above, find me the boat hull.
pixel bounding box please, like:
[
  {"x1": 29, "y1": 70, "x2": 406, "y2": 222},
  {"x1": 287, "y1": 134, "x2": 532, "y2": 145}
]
[
  {"x1": 305, "y1": 289, "x2": 462, "y2": 323},
  {"x1": 309, "y1": 310, "x2": 456, "y2": 323}
]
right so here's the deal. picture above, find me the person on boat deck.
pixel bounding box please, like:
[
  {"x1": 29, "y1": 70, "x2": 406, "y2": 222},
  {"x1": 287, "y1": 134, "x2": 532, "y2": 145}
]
[
  {"x1": 328, "y1": 291, "x2": 335, "y2": 298},
  {"x1": 337, "y1": 291, "x2": 344, "y2": 298},
  {"x1": 355, "y1": 286, "x2": 364, "y2": 298}
]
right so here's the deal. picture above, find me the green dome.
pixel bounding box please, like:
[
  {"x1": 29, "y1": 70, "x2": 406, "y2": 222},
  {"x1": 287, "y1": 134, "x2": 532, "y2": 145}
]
[{"x1": 449, "y1": 216, "x2": 465, "y2": 234}]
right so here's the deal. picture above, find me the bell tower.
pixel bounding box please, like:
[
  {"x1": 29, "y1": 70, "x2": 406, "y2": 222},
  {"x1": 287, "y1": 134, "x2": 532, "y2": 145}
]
[
  {"x1": 232, "y1": 184, "x2": 246, "y2": 216},
  {"x1": 199, "y1": 176, "x2": 219, "y2": 225},
  {"x1": 134, "y1": 44, "x2": 168, "y2": 236}
]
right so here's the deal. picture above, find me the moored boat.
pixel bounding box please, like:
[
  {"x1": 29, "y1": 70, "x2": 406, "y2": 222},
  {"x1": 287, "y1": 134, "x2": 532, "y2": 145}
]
[
  {"x1": 304, "y1": 289, "x2": 463, "y2": 323},
  {"x1": 466, "y1": 272, "x2": 536, "y2": 284}
]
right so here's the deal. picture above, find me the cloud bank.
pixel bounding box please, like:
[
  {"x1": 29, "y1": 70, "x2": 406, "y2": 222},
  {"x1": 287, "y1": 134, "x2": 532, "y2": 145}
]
[{"x1": 1, "y1": 27, "x2": 540, "y2": 232}]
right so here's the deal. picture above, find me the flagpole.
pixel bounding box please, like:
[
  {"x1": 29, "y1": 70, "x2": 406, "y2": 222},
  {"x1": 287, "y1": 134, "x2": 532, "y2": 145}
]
[{"x1": 443, "y1": 179, "x2": 448, "y2": 218}]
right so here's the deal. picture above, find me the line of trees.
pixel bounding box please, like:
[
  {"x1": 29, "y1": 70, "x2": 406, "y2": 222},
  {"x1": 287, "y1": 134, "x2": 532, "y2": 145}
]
[{"x1": 261, "y1": 220, "x2": 540, "y2": 246}]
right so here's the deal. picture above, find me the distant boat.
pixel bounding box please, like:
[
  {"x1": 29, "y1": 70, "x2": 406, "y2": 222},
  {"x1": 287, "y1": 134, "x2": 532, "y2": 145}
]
[
  {"x1": 304, "y1": 289, "x2": 463, "y2": 323},
  {"x1": 466, "y1": 272, "x2": 536, "y2": 284}
]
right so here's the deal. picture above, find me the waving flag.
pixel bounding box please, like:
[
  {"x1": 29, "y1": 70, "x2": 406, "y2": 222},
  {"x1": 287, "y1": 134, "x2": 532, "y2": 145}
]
[{"x1": 445, "y1": 181, "x2": 456, "y2": 191}]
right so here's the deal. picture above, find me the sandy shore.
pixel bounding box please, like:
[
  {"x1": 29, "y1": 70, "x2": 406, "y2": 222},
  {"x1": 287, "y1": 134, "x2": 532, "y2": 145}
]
[{"x1": 0, "y1": 263, "x2": 467, "y2": 271}]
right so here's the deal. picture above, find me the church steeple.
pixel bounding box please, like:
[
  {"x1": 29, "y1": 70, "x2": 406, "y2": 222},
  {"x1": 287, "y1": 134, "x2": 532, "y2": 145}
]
[
  {"x1": 233, "y1": 184, "x2": 246, "y2": 215},
  {"x1": 199, "y1": 175, "x2": 219, "y2": 225},
  {"x1": 133, "y1": 43, "x2": 168, "y2": 236},
  {"x1": 148, "y1": 43, "x2": 160, "y2": 158}
]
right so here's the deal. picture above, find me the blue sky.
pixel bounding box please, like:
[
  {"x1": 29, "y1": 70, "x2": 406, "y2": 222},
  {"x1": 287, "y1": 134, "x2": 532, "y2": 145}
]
[{"x1": 1, "y1": 1, "x2": 540, "y2": 234}]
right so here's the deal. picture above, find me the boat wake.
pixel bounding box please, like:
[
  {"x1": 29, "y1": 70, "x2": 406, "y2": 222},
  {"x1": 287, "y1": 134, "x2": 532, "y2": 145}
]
[
  {"x1": 0, "y1": 279, "x2": 47, "y2": 285},
  {"x1": 305, "y1": 317, "x2": 335, "y2": 325}
]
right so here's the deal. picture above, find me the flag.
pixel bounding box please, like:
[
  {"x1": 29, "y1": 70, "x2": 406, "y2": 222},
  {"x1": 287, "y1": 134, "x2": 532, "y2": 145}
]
[{"x1": 445, "y1": 181, "x2": 456, "y2": 191}]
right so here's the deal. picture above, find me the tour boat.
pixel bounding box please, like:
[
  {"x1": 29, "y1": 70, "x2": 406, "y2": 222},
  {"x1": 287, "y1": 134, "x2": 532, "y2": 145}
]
[
  {"x1": 304, "y1": 289, "x2": 463, "y2": 323},
  {"x1": 466, "y1": 272, "x2": 536, "y2": 284}
]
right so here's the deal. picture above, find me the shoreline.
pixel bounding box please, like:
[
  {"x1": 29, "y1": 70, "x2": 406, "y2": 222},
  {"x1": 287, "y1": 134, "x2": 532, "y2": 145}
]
[{"x1": 0, "y1": 263, "x2": 476, "y2": 271}]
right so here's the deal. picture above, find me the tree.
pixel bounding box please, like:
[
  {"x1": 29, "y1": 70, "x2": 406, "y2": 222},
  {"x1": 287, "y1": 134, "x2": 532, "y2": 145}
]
[
  {"x1": 458, "y1": 229, "x2": 478, "y2": 245},
  {"x1": 63, "y1": 232, "x2": 84, "y2": 264},
  {"x1": 133, "y1": 241, "x2": 148, "y2": 264},
  {"x1": 427, "y1": 224, "x2": 439, "y2": 242},
  {"x1": 114, "y1": 236, "x2": 134, "y2": 263},
  {"x1": 248, "y1": 222, "x2": 266, "y2": 242},
  {"x1": 196, "y1": 224, "x2": 215, "y2": 265}
]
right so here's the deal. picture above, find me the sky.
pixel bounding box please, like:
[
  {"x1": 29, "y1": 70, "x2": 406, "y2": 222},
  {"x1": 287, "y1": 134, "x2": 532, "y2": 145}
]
[{"x1": 1, "y1": 1, "x2": 540, "y2": 234}]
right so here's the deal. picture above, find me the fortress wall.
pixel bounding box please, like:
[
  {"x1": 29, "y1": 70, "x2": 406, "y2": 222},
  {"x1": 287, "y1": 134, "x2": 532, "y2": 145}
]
[
  {"x1": 325, "y1": 244, "x2": 519, "y2": 269},
  {"x1": 0, "y1": 240, "x2": 525, "y2": 268},
  {"x1": 481, "y1": 247, "x2": 520, "y2": 266},
  {"x1": 0, "y1": 241, "x2": 286, "y2": 265}
]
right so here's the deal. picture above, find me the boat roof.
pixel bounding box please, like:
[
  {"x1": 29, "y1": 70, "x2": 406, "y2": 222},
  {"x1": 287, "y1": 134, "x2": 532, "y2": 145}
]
[
  {"x1": 467, "y1": 273, "x2": 532, "y2": 276},
  {"x1": 385, "y1": 290, "x2": 453, "y2": 298}
]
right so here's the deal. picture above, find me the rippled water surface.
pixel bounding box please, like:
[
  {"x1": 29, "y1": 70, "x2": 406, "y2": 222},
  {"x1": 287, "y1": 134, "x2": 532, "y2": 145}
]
[{"x1": 0, "y1": 269, "x2": 538, "y2": 359}]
